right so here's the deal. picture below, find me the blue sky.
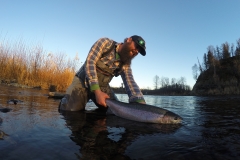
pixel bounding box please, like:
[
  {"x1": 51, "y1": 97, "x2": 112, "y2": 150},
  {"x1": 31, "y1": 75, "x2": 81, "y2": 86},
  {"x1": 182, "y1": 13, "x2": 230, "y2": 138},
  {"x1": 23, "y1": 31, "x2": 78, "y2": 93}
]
[{"x1": 1, "y1": 0, "x2": 240, "y2": 89}]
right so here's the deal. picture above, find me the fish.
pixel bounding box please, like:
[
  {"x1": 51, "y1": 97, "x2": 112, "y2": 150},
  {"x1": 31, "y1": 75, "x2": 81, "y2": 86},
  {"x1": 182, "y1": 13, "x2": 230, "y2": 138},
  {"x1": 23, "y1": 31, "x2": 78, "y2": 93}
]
[{"x1": 106, "y1": 99, "x2": 182, "y2": 124}]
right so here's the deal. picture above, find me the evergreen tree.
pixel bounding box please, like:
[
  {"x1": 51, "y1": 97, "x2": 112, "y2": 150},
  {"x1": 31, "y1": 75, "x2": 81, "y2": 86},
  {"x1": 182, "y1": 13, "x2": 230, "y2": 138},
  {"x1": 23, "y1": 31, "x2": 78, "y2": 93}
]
[
  {"x1": 203, "y1": 53, "x2": 208, "y2": 70},
  {"x1": 222, "y1": 42, "x2": 230, "y2": 59},
  {"x1": 207, "y1": 49, "x2": 214, "y2": 67},
  {"x1": 230, "y1": 43, "x2": 235, "y2": 57},
  {"x1": 235, "y1": 38, "x2": 240, "y2": 56},
  {"x1": 215, "y1": 45, "x2": 222, "y2": 60}
]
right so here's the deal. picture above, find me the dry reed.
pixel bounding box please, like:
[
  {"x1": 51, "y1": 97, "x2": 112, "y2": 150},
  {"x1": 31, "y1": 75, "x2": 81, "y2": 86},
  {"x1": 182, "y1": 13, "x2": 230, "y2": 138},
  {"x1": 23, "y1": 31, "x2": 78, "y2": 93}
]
[{"x1": 0, "y1": 38, "x2": 80, "y2": 92}]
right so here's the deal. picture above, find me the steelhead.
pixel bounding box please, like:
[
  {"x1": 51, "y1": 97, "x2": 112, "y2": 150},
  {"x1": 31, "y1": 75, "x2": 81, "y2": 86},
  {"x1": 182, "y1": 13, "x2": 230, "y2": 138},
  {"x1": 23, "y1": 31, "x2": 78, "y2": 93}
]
[{"x1": 106, "y1": 99, "x2": 182, "y2": 124}]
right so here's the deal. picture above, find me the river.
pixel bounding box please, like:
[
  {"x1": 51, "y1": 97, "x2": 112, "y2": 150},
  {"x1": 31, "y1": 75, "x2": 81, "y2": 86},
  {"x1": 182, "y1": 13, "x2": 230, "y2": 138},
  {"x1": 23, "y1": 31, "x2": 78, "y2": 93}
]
[{"x1": 0, "y1": 84, "x2": 239, "y2": 160}]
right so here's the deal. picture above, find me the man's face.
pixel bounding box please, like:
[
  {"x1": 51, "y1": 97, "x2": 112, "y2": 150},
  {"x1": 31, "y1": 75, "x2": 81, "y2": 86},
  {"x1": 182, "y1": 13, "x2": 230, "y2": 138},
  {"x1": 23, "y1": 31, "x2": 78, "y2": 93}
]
[{"x1": 119, "y1": 38, "x2": 139, "y2": 65}]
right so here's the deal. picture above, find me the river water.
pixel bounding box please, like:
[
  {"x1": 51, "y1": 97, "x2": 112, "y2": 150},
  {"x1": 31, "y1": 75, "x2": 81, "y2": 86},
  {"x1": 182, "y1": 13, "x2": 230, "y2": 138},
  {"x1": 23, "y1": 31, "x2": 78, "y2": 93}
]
[{"x1": 0, "y1": 85, "x2": 239, "y2": 160}]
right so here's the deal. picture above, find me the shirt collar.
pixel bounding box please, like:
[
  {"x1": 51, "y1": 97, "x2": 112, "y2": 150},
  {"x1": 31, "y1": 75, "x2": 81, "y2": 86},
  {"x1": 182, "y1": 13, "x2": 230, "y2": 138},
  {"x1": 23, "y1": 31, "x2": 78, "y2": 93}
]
[
  {"x1": 115, "y1": 52, "x2": 120, "y2": 60},
  {"x1": 115, "y1": 43, "x2": 121, "y2": 61}
]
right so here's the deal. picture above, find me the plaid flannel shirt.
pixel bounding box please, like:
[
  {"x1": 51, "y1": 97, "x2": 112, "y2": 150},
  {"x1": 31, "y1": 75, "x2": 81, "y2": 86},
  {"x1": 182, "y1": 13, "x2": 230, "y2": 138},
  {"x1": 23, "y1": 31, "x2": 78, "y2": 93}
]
[{"x1": 82, "y1": 37, "x2": 145, "y2": 103}]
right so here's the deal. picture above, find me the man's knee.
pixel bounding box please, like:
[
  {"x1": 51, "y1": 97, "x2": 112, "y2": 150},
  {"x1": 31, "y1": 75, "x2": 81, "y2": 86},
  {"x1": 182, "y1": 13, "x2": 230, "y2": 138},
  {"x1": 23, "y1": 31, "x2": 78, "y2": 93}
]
[
  {"x1": 59, "y1": 94, "x2": 70, "y2": 111},
  {"x1": 59, "y1": 89, "x2": 87, "y2": 111},
  {"x1": 59, "y1": 76, "x2": 88, "y2": 111}
]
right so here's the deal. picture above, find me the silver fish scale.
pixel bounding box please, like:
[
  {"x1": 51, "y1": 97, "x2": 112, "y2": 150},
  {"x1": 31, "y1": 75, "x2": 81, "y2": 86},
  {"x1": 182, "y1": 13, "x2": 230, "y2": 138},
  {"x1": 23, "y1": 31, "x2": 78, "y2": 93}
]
[
  {"x1": 107, "y1": 99, "x2": 168, "y2": 115},
  {"x1": 116, "y1": 105, "x2": 164, "y2": 122}
]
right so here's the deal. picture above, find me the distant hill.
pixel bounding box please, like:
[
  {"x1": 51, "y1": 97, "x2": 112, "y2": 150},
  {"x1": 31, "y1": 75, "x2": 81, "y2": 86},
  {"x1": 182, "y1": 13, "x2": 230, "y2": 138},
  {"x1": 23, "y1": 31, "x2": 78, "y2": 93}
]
[{"x1": 192, "y1": 56, "x2": 240, "y2": 95}]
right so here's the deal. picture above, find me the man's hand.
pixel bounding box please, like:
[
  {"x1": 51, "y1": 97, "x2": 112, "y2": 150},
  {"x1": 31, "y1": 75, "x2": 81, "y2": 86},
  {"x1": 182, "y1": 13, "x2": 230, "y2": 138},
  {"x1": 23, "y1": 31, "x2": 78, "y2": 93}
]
[{"x1": 94, "y1": 89, "x2": 110, "y2": 107}]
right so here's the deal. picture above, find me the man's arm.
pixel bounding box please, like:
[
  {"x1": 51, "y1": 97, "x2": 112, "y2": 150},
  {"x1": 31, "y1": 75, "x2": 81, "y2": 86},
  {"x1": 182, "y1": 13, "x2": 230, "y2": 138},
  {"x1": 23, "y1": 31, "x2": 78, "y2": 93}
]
[
  {"x1": 85, "y1": 38, "x2": 113, "y2": 106},
  {"x1": 120, "y1": 65, "x2": 146, "y2": 104}
]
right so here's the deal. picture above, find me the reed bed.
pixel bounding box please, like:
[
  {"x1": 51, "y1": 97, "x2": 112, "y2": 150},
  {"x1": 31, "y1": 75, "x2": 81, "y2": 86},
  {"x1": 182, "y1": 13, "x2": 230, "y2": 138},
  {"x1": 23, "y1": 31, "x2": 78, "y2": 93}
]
[{"x1": 0, "y1": 38, "x2": 80, "y2": 92}]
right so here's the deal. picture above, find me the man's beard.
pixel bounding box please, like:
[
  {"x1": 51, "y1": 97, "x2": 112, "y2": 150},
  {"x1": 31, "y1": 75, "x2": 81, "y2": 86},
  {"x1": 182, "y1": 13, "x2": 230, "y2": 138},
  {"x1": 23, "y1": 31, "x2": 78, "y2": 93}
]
[{"x1": 119, "y1": 44, "x2": 134, "y2": 65}]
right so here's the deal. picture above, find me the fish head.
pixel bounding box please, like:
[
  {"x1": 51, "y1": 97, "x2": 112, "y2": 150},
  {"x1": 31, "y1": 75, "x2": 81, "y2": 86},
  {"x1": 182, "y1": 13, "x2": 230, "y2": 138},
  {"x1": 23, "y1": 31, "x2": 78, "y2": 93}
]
[{"x1": 162, "y1": 111, "x2": 183, "y2": 124}]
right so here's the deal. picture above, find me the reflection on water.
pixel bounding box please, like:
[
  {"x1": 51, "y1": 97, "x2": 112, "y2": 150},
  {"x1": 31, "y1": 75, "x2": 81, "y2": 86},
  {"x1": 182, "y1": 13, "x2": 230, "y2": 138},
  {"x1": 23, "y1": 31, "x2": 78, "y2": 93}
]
[{"x1": 0, "y1": 86, "x2": 240, "y2": 160}]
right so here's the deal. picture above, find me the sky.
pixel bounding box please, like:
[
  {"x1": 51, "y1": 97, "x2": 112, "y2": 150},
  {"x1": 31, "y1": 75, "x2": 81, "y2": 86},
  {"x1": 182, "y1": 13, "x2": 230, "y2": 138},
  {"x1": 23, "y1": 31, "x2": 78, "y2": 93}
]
[{"x1": 1, "y1": 0, "x2": 240, "y2": 89}]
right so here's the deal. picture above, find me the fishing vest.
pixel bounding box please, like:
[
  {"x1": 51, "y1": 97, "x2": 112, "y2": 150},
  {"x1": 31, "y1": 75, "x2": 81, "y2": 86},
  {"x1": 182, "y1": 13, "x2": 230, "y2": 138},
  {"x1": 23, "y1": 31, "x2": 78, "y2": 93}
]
[{"x1": 76, "y1": 41, "x2": 123, "y2": 88}]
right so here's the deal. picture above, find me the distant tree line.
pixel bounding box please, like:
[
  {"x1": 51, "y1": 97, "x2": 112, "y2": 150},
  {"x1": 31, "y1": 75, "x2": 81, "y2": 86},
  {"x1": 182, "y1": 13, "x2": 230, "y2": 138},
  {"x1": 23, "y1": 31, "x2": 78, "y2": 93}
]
[
  {"x1": 147, "y1": 75, "x2": 191, "y2": 95},
  {"x1": 112, "y1": 76, "x2": 191, "y2": 96}
]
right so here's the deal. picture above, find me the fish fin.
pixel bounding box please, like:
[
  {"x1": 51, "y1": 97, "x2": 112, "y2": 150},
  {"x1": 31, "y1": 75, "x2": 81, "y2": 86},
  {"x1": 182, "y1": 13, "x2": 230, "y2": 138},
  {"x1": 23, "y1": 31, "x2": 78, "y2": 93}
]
[{"x1": 106, "y1": 107, "x2": 114, "y2": 115}]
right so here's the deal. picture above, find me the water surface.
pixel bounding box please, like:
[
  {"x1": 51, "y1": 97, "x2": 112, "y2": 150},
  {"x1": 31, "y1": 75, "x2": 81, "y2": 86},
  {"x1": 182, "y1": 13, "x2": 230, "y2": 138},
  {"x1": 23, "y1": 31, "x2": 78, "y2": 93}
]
[{"x1": 0, "y1": 85, "x2": 240, "y2": 160}]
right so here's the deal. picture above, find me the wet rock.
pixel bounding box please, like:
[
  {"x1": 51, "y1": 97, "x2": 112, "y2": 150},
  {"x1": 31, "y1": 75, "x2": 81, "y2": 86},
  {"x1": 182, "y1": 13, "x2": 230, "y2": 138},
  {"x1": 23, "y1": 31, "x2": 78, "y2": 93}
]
[
  {"x1": 0, "y1": 108, "x2": 12, "y2": 113},
  {"x1": 48, "y1": 92, "x2": 65, "y2": 99},
  {"x1": 49, "y1": 85, "x2": 57, "y2": 92},
  {"x1": 7, "y1": 99, "x2": 23, "y2": 105},
  {"x1": 1, "y1": 79, "x2": 10, "y2": 84}
]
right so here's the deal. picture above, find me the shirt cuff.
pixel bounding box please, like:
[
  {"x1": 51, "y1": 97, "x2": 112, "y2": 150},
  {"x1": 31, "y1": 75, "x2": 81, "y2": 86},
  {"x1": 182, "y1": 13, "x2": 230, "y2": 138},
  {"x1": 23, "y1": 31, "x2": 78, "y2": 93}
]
[
  {"x1": 90, "y1": 84, "x2": 100, "y2": 92},
  {"x1": 135, "y1": 99, "x2": 146, "y2": 103},
  {"x1": 129, "y1": 96, "x2": 145, "y2": 103}
]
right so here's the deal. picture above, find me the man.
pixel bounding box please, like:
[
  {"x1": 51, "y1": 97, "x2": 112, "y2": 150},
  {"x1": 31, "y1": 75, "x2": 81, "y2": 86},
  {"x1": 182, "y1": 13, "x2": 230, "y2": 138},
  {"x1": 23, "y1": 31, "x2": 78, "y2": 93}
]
[{"x1": 59, "y1": 35, "x2": 146, "y2": 111}]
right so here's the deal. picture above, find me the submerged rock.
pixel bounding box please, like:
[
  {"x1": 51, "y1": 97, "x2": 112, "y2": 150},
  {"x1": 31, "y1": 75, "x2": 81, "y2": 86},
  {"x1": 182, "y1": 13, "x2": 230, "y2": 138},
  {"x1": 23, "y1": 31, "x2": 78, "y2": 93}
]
[
  {"x1": 0, "y1": 130, "x2": 9, "y2": 139},
  {"x1": 7, "y1": 99, "x2": 23, "y2": 105}
]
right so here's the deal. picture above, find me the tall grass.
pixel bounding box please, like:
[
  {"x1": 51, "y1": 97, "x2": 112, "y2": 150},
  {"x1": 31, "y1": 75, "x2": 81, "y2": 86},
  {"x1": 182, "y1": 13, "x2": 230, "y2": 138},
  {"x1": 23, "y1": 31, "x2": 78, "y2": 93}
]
[{"x1": 0, "y1": 38, "x2": 80, "y2": 92}]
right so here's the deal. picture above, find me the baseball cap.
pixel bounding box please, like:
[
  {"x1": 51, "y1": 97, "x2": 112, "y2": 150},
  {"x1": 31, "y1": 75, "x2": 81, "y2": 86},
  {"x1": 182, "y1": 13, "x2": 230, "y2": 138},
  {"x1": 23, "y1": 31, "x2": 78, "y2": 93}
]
[{"x1": 131, "y1": 35, "x2": 146, "y2": 56}]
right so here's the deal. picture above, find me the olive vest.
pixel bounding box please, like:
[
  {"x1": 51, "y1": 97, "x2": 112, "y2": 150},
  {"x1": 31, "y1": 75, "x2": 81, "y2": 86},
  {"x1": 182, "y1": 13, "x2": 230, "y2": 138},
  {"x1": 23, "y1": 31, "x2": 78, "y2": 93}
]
[{"x1": 76, "y1": 41, "x2": 123, "y2": 88}]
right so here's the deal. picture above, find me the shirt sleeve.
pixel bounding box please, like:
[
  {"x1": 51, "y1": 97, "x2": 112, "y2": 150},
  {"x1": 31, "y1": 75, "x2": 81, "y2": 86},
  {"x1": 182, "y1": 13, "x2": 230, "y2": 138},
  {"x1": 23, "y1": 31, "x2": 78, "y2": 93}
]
[
  {"x1": 85, "y1": 38, "x2": 113, "y2": 91},
  {"x1": 120, "y1": 65, "x2": 145, "y2": 103}
]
